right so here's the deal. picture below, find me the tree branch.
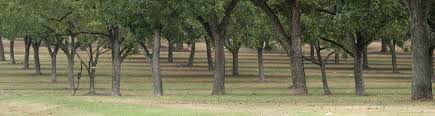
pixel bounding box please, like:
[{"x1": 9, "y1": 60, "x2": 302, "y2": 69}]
[{"x1": 320, "y1": 37, "x2": 354, "y2": 57}]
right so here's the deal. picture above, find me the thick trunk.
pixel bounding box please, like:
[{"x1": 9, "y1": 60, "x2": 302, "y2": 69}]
[
  {"x1": 334, "y1": 50, "x2": 339, "y2": 64},
  {"x1": 67, "y1": 55, "x2": 75, "y2": 89},
  {"x1": 389, "y1": 40, "x2": 399, "y2": 73},
  {"x1": 315, "y1": 41, "x2": 331, "y2": 95},
  {"x1": 9, "y1": 40, "x2": 15, "y2": 64},
  {"x1": 23, "y1": 36, "x2": 31, "y2": 69},
  {"x1": 289, "y1": 0, "x2": 307, "y2": 95},
  {"x1": 0, "y1": 36, "x2": 5, "y2": 61},
  {"x1": 152, "y1": 30, "x2": 163, "y2": 96},
  {"x1": 380, "y1": 39, "x2": 388, "y2": 54},
  {"x1": 205, "y1": 37, "x2": 214, "y2": 70},
  {"x1": 257, "y1": 47, "x2": 265, "y2": 82},
  {"x1": 353, "y1": 34, "x2": 365, "y2": 96},
  {"x1": 111, "y1": 26, "x2": 122, "y2": 96},
  {"x1": 409, "y1": 0, "x2": 432, "y2": 100},
  {"x1": 211, "y1": 31, "x2": 226, "y2": 95},
  {"x1": 231, "y1": 49, "x2": 239, "y2": 77},
  {"x1": 186, "y1": 42, "x2": 196, "y2": 67},
  {"x1": 310, "y1": 44, "x2": 315, "y2": 60},
  {"x1": 167, "y1": 41, "x2": 174, "y2": 63},
  {"x1": 32, "y1": 41, "x2": 42, "y2": 75},
  {"x1": 363, "y1": 46, "x2": 369, "y2": 70}
]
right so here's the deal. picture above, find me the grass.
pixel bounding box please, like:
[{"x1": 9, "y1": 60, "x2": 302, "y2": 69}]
[{"x1": 0, "y1": 41, "x2": 435, "y2": 116}]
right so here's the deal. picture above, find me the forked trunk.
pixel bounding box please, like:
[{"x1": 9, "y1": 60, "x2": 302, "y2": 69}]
[
  {"x1": 48, "y1": 45, "x2": 59, "y2": 83},
  {"x1": 315, "y1": 41, "x2": 331, "y2": 95}
]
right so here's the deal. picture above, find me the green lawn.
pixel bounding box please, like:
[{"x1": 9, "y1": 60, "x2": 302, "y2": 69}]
[{"x1": 0, "y1": 41, "x2": 434, "y2": 116}]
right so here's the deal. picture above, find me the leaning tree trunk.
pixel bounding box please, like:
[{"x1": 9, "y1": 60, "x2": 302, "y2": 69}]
[
  {"x1": 380, "y1": 38, "x2": 388, "y2": 54},
  {"x1": 231, "y1": 48, "x2": 240, "y2": 77},
  {"x1": 334, "y1": 50, "x2": 340, "y2": 64},
  {"x1": 315, "y1": 41, "x2": 331, "y2": 95},
  {"x1": 353, "y1": 33, "x2": 366, "y2": 96},
  {"x1": 389, "y1": 40, "x2": 399, "y2": 73},
  {"x1": 257, "y1": 47, "x2": 265, "y2": 82},
  {"x1": 23, "y1": 36, "x2": 31, "y2": 69},
  {"x1": 9, "y1": 40, "x2": 15, "y2": 64},
  {"x1": 0, "y1": 36, "x2": 5, "y2": 61},
  {"x1": 211, "y1": 31, "x2": 226, "y2": 95},
  {"x1": 167, "y1": 40, "x2": 174, "y2": 63},
  {"x1": 32, "y1": 41, "x2": 42, "y2": 75},
  {"x1": 363, "y1": 46, "x2": 369, "y2": 70},
  {"x1": 205, "y1": 36, "x2": 214, "y2": 70},
  {"x1": 409, "y1": 0, "x2": 433, "y2": 101},
  {"x1": 186, "y1": 42, "x2": 196, "y2": 67},
  {"x1": 111, "y1": 26, "x2": 122, "y2": 96},
  {"x1": 152, "y1": 30, "x2": 163, "y2": 96},
  {"x1": 289, "y1": 0, "x2": 307, "y2": 95}
]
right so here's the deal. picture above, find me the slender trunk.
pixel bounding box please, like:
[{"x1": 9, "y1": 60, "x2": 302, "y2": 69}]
[
  {"x1": 111, "y1": 25, "x2": 122, "y2": 96},
  {"x1": 289, "y1": 0, "x2": 307, "y2": 95},
  {"x1": 186, "y1": 42, "x2": 196, "y2": 67},
  {"x1": 67, "y1": 55, "x2": 75, "y2": 89},
  {"x1": 205, "y1": 36, "x2": 214, "y2": 70},
  {"x1": 23, "y1": 36, "x2": 31, "y2": 69},
  {"x1": 89, "y1": 68, "x2": 96, "y2": 94},
  {"x1": 363, "y1": 46, "x2": 369, "y2": 70},
  {"x1": 257, "y1": 47, "x2": 265, "y2": 82},
  {"x1": 32, "y1": 41, "x2": 42, "y2": 75},
  {"x1": 353, "y1": 33, "x2": 365, "y2": 96},
  {"x1": 9, "y1": 40, "x2": 15, "y2": 64},
  {"x1": 334, "y1": 50, "x2": 339, "y2": 64},
  {"x1": 315, "y1": 41, "x2": 331, "y2": 95},
  {"x1": 0, "y1": 36, "x2": 5, "y2": 61},
  {"x1": 389, "y1": 40, "x2": 399, "y2": 73},
  {"x1": 211, "y1": 31, "x2": 226, "y2": 95},
  {"x1": 310, "y1": 44, "x2": 315, "y2": 60},
  {"x1": 409, "y1": 0, "x2": 432, "y2": 100},
  {"x1": 167, "y1": 40, "x2": 174, "y2": 63},
  {"x1": 232, "y1": 48, "x2": 239, "y2": 77},
  {"x1": 380, "y1": 38, "x2": 388, "y2": 54},
  {"x1": 152, "y1": 30, "x2": 163, "y2": 96}
]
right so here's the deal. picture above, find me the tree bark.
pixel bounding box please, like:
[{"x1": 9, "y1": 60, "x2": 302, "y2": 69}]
[
  {"x1": 353, "y1": 33, "x2": 366, "y2": 96},
  {"x1": 257, "y1": 47, "x2": 265, "y2": 82},
  {"x1": 389, "y1": 40, "x2": 399, "y2": 73},
  {"x1": 408, "y1": 0, "x2": 433, "y2": 101},
  {"x1": 9, "y1": 40, "x2": 15, "y2": 64},
  {"x1": 315, "y1": 41, "x2": 331, "y2": 95},
  {"x1": 0, "y1": 36, "x2": 5, "y2": 61},
  {"x1": 23, "y1": 36, "x2": 32, "y2": 69},
  {"x1": 289, "y1": 0, "x2": 307, "y2": 95},
  {"x1": 211, "y1": 30, "x2": 226, "y2": 95},
  {"x1": 110, "y1": 25, "x2": 122, "y2": 96},
  {"x1": 363, "y1": 46, "x2": 369, "y2": 70},
  {"x1": 186, "y1": 42, "x2": 196, "y2": 67},
  {"x1": 152, "y1": 30, "x2": 163, "y2": 96},
  {"x1": 334, "y1": 50, "x2": 340, "y2": 64},
  {"x1": 50, "y1": 48, "x2": 58, "y2": 82},
  {"x1": 167, "y1": 40, "x2": 174, "y2": 63},
  {"x1": 67, "y1": 54, "x2": 75, "y2": 89},
  {"x1": 205, "y1": 36, "x2": 214, "y2": 70},
  {"x1": 32, "y1": 40, "x2": 42, "y2": 75},
  {"x1": 380, "y1": 38, "x2": 388, "y2": 54},
  {"x1": 231, "y1": 48, "x2": 240, "y2": 77}
]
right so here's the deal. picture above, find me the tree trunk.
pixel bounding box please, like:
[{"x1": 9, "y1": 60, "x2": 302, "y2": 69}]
[
  {"x1": 9, "y1": 40, "x2": 15, "y2": 64},
  {"x1": 353, "y1": 33, "x2": 366, "y2": 96},
  {"x1": 289, "y1": 0, "x2": 307, "y2": 95},
  {"x1": 310, "y1": 44, "x2": 315, "y2": 60},
  {"x1": 389, "y1": 40, "x2": 399, "y2": 73},
  {"x1": 408, "y1": 0, "x2": 433, "y2": 101},
  {"x1": 363, "y1": 46, "x2": 369, "y2": 70},
  {"x1": 0, "y1": 36, "x2": 5, "y2": 61},
  {"x1": 211, "y1": 31, "x2": 226, "y2": 95},
  {"x1": 380, "y1": 38, "x2": 388, "y2": 54},
  {"x1": 48, "y1": 46, "x2": 59, "y2": 83},
  {"x1": 231, "y1": 48, "x2": 239, "y2": 77},
  {"x1": 334, "y1": 50, "x2": 339, "y2": 64},
  {"x1": 111, "y1": 25, "x2": 122, "y2": 96},
  {"x1": 23, "y1": 36, "x2": 31, "y2": 69},
  {"x1": 186, "y1": 42, "x2": 196, "y2": 67},
  {"x1": 32, "y1": 41, "x2": 42, "y2": 75},
  {"x1": 315, "y1": 41, "x2": 331, "y2": 95},
  {"x1": 67, "y1": 55, "x2": 75, "y2": 89},
  {"x1": 167, "y1": 40, "x2": 174, "y2": 63},
  {"x1": 205, "y1": 36, "x2": 214, "y2": 70},
  {"x1": 257, "y1": 47, "x2": 265, "y2": 82},
  {"x1": 152, "y1": 30, "x2": 163, "y2": 96}
]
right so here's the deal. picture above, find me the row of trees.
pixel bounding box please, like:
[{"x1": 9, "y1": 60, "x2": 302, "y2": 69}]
[{"x1": 0, "y1": 0, "x2": 434, "y2": 100}]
